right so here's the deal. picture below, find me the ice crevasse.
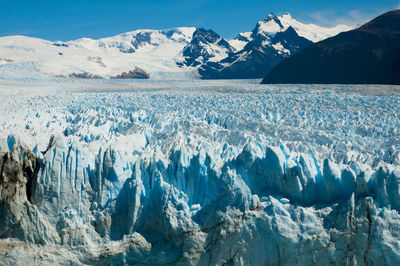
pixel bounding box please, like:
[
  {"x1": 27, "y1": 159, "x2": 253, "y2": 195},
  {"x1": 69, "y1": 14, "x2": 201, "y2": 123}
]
[{"x1": 1, "y1": 133, "x2": 400, "y2": 265}]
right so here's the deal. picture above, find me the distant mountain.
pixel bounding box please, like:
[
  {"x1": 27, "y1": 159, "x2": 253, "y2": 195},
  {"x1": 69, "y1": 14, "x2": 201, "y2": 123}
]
[
  {"x1": 262, "y1": 10, "x2": 400, "y2": 85},
  {"x1": 0, "y1": 28, "x2": 197, "y2": 80},
  {"x1": 0, "y1": 13, "x2": 352, "y2": 80},
  {"x1": 197, "y1": 13, "x2": 352, "y2": 79},
  {"x1": 199, "y1": 24, "x2": 313, "y2": 79},
  {"x1": 177, "y1": 28, "x2": 234, "y2": 67}
]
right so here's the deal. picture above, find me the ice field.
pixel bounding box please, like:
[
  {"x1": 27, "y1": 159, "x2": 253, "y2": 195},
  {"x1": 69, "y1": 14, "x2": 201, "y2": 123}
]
[{"x1": 1, "y1": 79, "x2": 400, "y2": 264}]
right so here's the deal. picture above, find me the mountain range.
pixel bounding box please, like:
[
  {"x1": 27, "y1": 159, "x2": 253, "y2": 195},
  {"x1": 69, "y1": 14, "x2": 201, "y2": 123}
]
[
  {"x1": 199, "y1": 13, "x2": 350, "y2": 79},
  {"x1": 262, "y1": 10, "x2": 400, "y2": 85},
  {"x1": 0, "y1": 13, "x2": 352, "y2": 80}
]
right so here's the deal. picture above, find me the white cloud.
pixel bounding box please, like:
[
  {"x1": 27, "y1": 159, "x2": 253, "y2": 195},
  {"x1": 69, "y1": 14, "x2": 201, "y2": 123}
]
[{"x1": 307, "y1": 8, "x2": 392, "y2": 28}]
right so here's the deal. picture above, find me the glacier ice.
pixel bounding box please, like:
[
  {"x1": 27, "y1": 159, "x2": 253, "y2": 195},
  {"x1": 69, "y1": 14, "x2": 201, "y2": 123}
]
[{"x1": 0, "y1": 81, "x2": 400, "y2": 265}]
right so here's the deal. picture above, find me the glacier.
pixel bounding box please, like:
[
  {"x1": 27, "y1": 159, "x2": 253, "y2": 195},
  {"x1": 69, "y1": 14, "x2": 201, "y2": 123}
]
[{"x1": 0, "y1": 80, "x2": 400, "y2": 265}]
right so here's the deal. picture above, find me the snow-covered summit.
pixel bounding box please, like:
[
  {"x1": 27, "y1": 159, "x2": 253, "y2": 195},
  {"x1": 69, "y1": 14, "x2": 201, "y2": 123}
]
[
  {"x1": 278, "y1": 13, "x2": 353, "y2": 42},
  {"x1": 252, "y1": 12, "x2": 352, "y2": 42},
  {"x1": 178, "y1": 28, "x2": 235, "y2": 67}
]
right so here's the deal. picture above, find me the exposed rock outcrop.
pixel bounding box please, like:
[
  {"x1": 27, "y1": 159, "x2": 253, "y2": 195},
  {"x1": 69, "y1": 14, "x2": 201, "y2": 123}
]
[
  {"x1": 87, "y1": 56, "x2": 106, "y2": 68},
  {"x1": 0, "y1": 140, "x2": 59, "y2": 244},
  {"x1": 110, "y1": 67, "x2": 150, "y2": 79},
  {"x1": 0, "y1": 58, "x2": 13, "y2": 64},
  {"x1": 68, "y1": 72, "x2": 104, "y2": 79}
]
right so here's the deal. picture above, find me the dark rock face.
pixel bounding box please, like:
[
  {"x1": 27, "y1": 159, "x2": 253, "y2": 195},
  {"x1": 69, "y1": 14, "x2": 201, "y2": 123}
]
[
  {"x1": 110, "y1": 67, "x2": 150, "y2": 79},
  {"x1": 87, "y1": 56, "x2": 106, "y2": 68},
  {"x1": 199, "y1": 44, "x2": 282, "y2": 79},
  {"x1": 0, "y1": 58, "x2": 14, "y2": 63},
  {"x1": 271, "y1": 26, "x2": 312, "y2": 54},
  {"x1": 262, "y1": 10, "x2": 400, "y2": 84},
  {"x1": 179, "y1": 28, "x2": 234, "y2": 67},
  {"x1": 0, "y1": 144, "x2": 38, "y2": 204},
  {"x1": 68, "y1": 72, "x2": 104, "y2": 79},
  {"x1": 118, "y1": 32, "x2": 152, "y2": 53},
  {"x1": 199, "y1": 26, "x2": 312, "y2": 79},
  {"x1": 0, "y1": 143, "x2": 59, "y2": 244},
  {"x1": 52, "y1": 42, "x2": 68, "y2": 48},
  {"x1": 98, "y1": 31, "x2": 153, "y2": 54},
  {"x1": 131, "y1": 32, "x2": 152, "y2": 49},
  {"x1": 235, "y1": 33, "x2": 252, "y2": 42}
]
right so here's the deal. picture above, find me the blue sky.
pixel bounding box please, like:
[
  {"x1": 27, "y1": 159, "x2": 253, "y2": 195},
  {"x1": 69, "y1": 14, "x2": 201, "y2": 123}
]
[{"x1": 1, "y1": 0, "x2": 399, "y2": 41}]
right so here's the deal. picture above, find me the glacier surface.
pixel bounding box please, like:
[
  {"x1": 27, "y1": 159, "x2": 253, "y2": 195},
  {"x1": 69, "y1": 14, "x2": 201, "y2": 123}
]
[{"x1": 0, "y1": 80, "x2": 400, "y2": 265}]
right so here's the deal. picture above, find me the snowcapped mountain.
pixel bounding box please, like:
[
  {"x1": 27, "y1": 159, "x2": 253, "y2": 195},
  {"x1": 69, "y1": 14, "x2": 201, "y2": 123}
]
[
  {"x1": 199, "y1": 13, "x2": 353, "y2": 79},
  {"x1": 228, "y1": 13, "x2": 351, "y2": 50},
  {"x1": 177, "y1": 28, "x2": 234, "y2": 67},
  {"x1": 0, "y1": 13, "x2": 352, "y2": 80},
  {"x1": 0, "y1": 28, "x2": 197, "y2": 80},
  {"x1": 276, "y1": 13, "x2": 352, "y2": 42}
]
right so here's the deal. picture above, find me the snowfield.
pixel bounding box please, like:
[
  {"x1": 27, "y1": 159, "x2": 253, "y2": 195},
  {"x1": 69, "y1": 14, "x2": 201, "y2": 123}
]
[{"x1": 1, "y1": 79, "x2": 400, "y2": 265}]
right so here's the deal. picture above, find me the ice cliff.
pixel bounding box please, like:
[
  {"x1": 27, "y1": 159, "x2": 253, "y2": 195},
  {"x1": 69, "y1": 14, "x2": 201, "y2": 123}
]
[
  {"x1": 0, "y1": 82, "x2": 400, "y2": 265},
  {"x1": 1, "y1": 133, "x2": 400, "y2": 265}
]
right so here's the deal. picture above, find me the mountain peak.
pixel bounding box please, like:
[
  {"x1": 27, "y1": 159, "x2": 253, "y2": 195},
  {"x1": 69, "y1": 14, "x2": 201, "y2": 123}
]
[
  {"x1": 252, "y1": 12, "x2": 353, "y2": 42},
  {"x1": 179, "y1": 28, "x2": 233, "y2": 67},
  {"x1": 264, "y1": 13, "x2": 279, "y2": 22},
  {"x1": 256, "y1": 14, "x2": 284, "y2": 36},
  {"x1": 281, "y1": 12, "x2": 292, "y2": 18},
  {"x1": 276, "y1": 12, "x2": 353, "y2": 42}
]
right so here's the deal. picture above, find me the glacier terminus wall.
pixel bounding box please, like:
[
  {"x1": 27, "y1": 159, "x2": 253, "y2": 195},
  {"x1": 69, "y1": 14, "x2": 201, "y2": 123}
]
[{"x1": 0, "y1": 80, "x2": 400, "y2": 265}]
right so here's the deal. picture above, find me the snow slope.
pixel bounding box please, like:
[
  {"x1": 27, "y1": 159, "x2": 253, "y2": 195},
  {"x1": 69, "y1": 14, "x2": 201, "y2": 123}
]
[
  {"x1": 228, "y1": 32, "x2": 252, "y2": 51},
  {"x1": 0, "y1": 80, "x2": 400, "y2": 264},
  {"x1": 0, "y1": 28, "x2": 197, "y2": 79},
  {"x1": 278, "y1": 13, "x2": 352, "y2": 42}
]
